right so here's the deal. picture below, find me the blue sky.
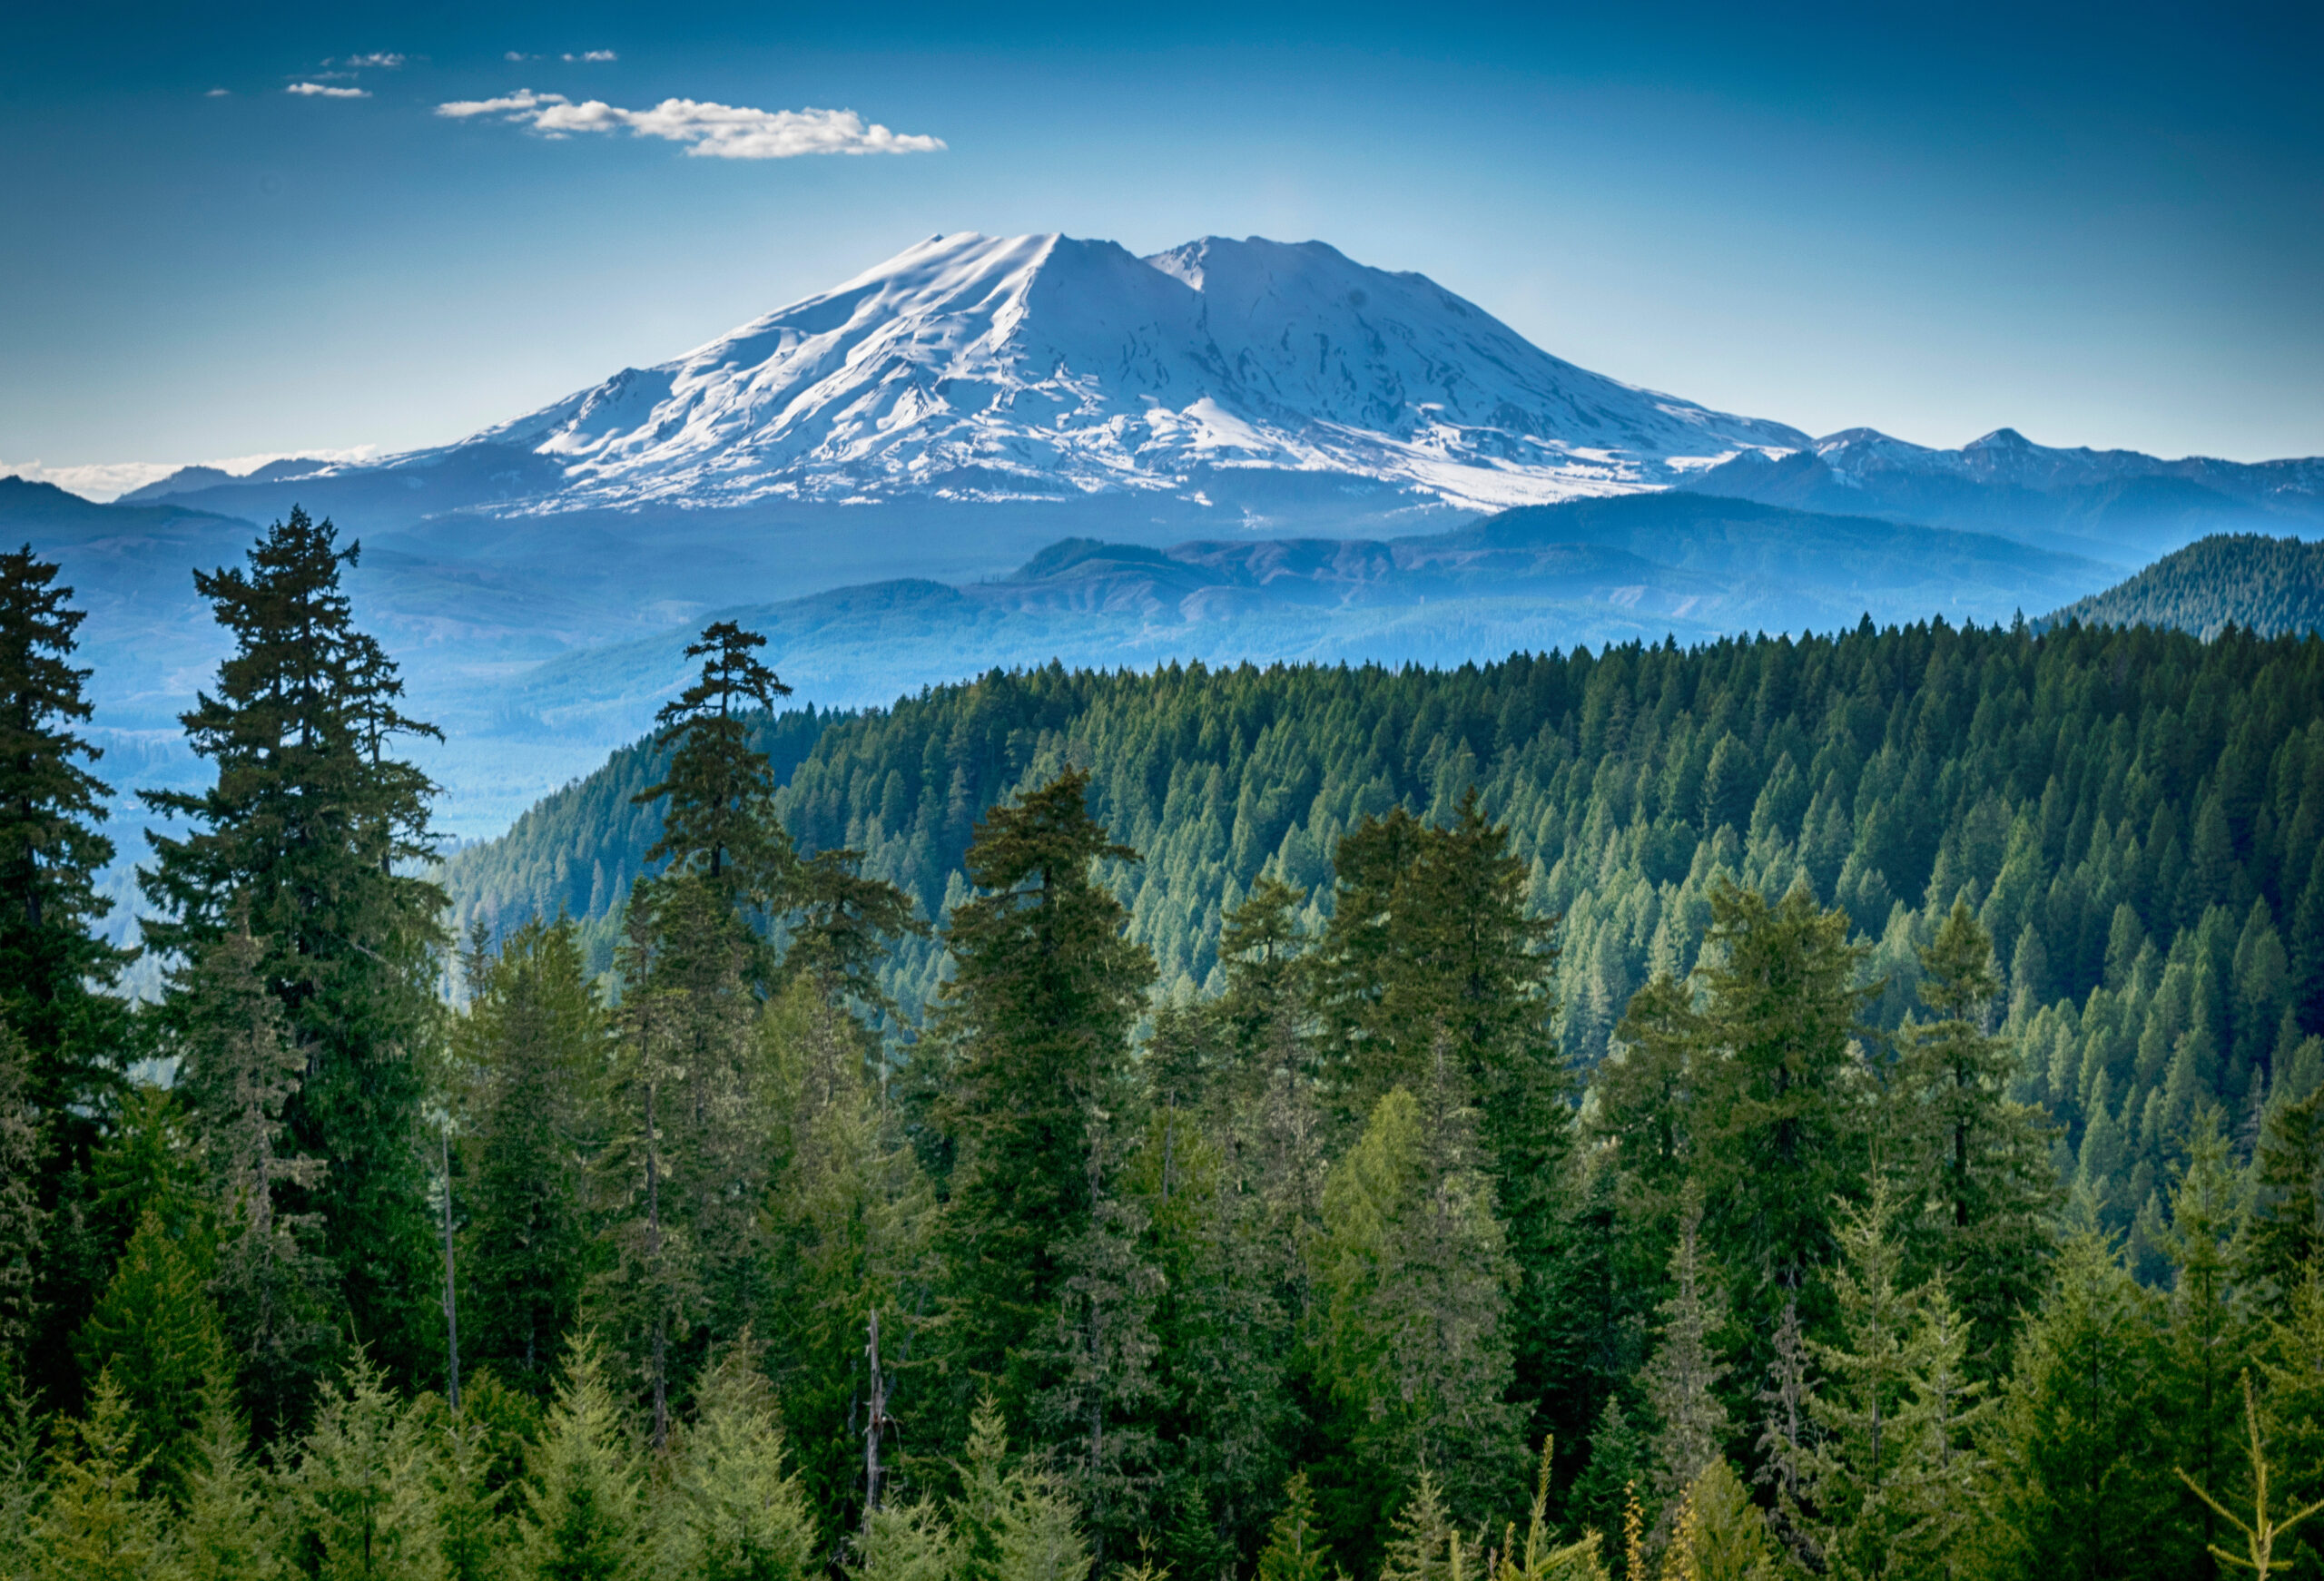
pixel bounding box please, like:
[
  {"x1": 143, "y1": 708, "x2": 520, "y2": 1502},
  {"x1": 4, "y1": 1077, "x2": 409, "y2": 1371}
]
[{"x1": 4, "y1": 0, "x2": 2317, "y2": 484}]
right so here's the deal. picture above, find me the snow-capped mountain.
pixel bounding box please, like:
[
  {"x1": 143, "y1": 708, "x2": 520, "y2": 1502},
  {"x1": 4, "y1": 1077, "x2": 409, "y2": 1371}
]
[{"x1": 451, "y1": 231, "x2": 1809, "y2": 513}]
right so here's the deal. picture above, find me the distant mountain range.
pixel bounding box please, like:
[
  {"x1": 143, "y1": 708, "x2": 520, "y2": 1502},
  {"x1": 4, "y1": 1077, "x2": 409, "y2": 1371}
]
[{"x1": 10, "y1": 230, "x2": 2322, "y2": 844}]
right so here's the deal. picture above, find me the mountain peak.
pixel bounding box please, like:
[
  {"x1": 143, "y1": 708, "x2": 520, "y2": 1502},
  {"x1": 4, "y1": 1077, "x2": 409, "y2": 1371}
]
[{"x1": 428, "y1": 231, "x2": 1811, "y2": 515}]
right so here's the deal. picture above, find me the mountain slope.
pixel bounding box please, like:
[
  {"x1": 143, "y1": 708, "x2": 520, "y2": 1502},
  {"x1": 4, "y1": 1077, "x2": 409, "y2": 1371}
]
[
  {"x1": 2042, "y1": 534, "x2": 2324, "y2": 639},
  {"x1": 141, "y1": 233, "x2": 1807, "y2": 525}
]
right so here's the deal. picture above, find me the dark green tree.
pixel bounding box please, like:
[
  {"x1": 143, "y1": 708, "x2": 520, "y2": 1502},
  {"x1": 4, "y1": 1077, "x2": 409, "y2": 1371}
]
[
  {"x1": 139, "y1": 507, "x2": 446, "y2": 1374},
  {"x1": 172, "y1": 918, "x2": 333, "y2": 1436},
  {"x1": 1891, "y1": 899, "x2": 2057, "y2": 1370},
  {"x1": 635, "y1": 621, "x2": 793, "y2": 897},
  {"x1": 0, "y1": 545, "x2": 129, "y2": 1138},
  {"x1": 1690, "y1": 879, "x2": 1876, "y2": 1361},
  {"x1": 455, "y1": 918, "x2": 608, "y2": 1399},
  {"x1": 932, "y1": 767, "x2": 1155, "y2": 1421},
  {"x1": 0, "y1": 545, "x2": 131, "y2": 1408}
]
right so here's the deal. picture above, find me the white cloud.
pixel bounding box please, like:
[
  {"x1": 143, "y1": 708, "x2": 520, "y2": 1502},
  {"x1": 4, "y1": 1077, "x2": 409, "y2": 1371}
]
[
  {"x1": 1, "y1": 447, "x2": 379, "y2": 505},
  {"x1": 287, "y1": 82, "x2": 369, "y2": 98},
  {"x1": 205, "y1": 86, "x2": 230, "y2": 97},
  {"x1": 435, "y1": 91, "x2": 942, "y2": 159},
  {"x1": 344, "y1": 52, "x2": 406, "y2": 68},
  {"x1": 437, "y1": 88, "x2": 569, "y2": 119},
  {"x1": 504, "y1": 50, "x2": 531, "y2": 62},
  {"x1": 564, "y1": 50, "x2": 617, "y2": 62}
]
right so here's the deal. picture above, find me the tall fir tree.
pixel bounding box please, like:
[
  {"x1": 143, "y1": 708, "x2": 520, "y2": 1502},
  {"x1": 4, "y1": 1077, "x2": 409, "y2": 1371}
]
[
  {"x1": 172, "y1": 917, "x2": 334, "y2": 1435},
  {"x1": 0, "y1": 545, "x2": 131, "y2": 1408},
  {"x1": 1311, "y1": 1075, "x2": 1522, "y2": 1565},
  {"x1": 1891, "y1": 899, "x2": 2056, "y2": 1371},
  {"x1": 1641, "y1": 1185, "x2": 1730, "y2": 1508},
  {"x1": 932, "y1": 768, "x2": 1155, "y2": 1422},
  {"x1": 1689, "y1": 879, "x2": 1876, "y2": 1366},
  {"x1": 0, "y1": 545, "x2": 129, "y2": 1139},
  {"x1": 1985, "y1": 1229, "x2": 2173, "y2": 1581},
  {"x1": 635, "y1": 621, "x2": 793, "y2": 899},
  {"x1": 139, "y1": 508, "x2": 446, "y2": 1375},
  {"x1": 0, "y1": 1024, "x2": 43, "y2": 1389},
  {"x1": 456, "y1": 918, "x2": 608, "y2": 1399}
]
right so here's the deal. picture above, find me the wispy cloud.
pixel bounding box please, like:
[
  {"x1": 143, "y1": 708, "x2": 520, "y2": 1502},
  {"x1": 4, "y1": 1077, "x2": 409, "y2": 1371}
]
[
  {"x1": 205, "y1": 87, "x2": 231, "y2": 97},
  {"x1": 342, "y1": 52, "x2": 407, "y2": 68},
  {"x1": 435, "y1": 90, "x2": 943, "y2": 159},
  {"x1": 566, "y1": 50, "x2": 617, "y2": 62},
  {"x1": 287, "y1": 82, "x2": 369, "y2": 99}
]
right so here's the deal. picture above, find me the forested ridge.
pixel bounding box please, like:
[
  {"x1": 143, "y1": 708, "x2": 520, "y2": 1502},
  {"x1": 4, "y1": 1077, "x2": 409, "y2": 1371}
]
[
  {"x1": 9, "y1": 510, "x2": 2324, "y2": 1581},
  {"x1": 2042, "y1": 532, "x2": 2324, "y2": 642}
]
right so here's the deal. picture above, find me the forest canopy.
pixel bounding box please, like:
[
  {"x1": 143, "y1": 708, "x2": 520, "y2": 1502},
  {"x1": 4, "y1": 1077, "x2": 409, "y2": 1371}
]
[{"x1": 9, "y1": 512, "x2": 2324, "y2": 1581}]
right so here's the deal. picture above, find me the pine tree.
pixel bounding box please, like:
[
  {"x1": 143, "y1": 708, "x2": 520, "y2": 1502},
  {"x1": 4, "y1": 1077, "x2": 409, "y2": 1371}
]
[
  {"x1": 1889, "y1": 1278, "x2": 1990, "y2": 1581},
  {"x1": 173, "y1": 917, "x2": 334, "y2": 1434},
  {"x1": 2256, "y1": 1264, "x2": 2324, "y2": 1579},
  {"x1": 1661, "y1": 1458, "x2": 1773, "y2": 1581},
  {"x1": 933, "y1": 768, "x2": 1154, "y2": 1417},
  {"x1": 71, "y1": 1207, "x2": 227, "y2": 1498},
  {"x1": 2246, "y1": 1082, "x2": 2324, "y2": 1294},
  {"x1": 1567, "y1": 1399, "x2": 1648, "y2": 1562},
  {"x1": 140, "y1": 508, "x2": 446, "y2": 1372},
  {"x1": 174, "y1": 1380, "x2": 286, "y2": 1581},
  {"x1": 1891, "y1": 899, "x2": 2056, "y2": 1370},
  {"x1": 859, "y1": 1498, "x2": 956, "y2": 1581},
  {"x1": 0, "y1": 1023, "x2": 43, "y2": 1387},
  {"x1": 1689, "y1": 879, "x2": 1876, "y2": 1367},
  {"x1": 634, "y1": 621, "x2": 793, "y2": 899},
  {"x1": 517, "y1": 1337, "x2": 651, "y2": 1581},
  {"x1": 290, "y1": 1353, "x2": 450, "y2": 1580},
  {"x1": 754, "y1": 979, "x2": 932, "y2": 1547},
  {"x1": 1375, "y1": 1468, "x2": 1457, "y2": 1581},
  {"x1": 0, "y1": 545, "x2": 131, "y2": 1409},
  {"x1": 2158, "y1": 1109, "x2": 2256, "y2": 1576},
  {"x1": 950, "y1": 1396, "x2": 1093, "y2": 1581},
  {"x1": 665, "y1": 1347, "x2": 816, "y2": 1581},
  {"x1": 1642, "y1": 1187, "x2": 1729, "y2": 1506},
  {"x1": 457, "y1": 918, "x2": 607, "y2": 1399},
  {"x1": 27, "y1": 1371, "x2": 167, "y2": 1581},
  {"x1": 1801, "y1": 1183, "x2": 1923, "y2": 1580},
  {"x1": 1984, "y1": 1229, "x2": 2171, "y2": 1580},
  {"x1": 0, "y1": 545, "x2": 130, "y2": 1169},
  {"x1": 1314, "y1": 1077, "x2": 1521, "y2": 1560},
  {"x1": 1256, "y1": 1471, "x2": 1329, "y2": 1581}
]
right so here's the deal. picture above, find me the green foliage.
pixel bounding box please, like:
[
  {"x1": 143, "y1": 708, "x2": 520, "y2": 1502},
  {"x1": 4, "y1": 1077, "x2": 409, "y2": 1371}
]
[
  {"x1": 290, "y1": 1353, "x2": 450, "y2": 1580},
  {"x1": 664, "y1": 1348, "x2": 816, "y2": 1581},
  {"x1": 0, "y1": 544, "x2": 130, "y2": 1199},
  {"x1": 1314, "y1": 1083, "x2": 1521, "y2": 1559},
  {"x1": 516, "y1": 1337, "x2": 650, "y2": 1581},
  {"x1": 141, "y1": 507, "x2": 447, "y2": 1375},
  {"x1": 455, "y1": 918, "x2": 608, "y2": 1399},
  {"x1": 1888, "y1": 900, "x2": 2057, "y2": 1370},
  {"x1": 71, "y1": 1209, "x2": 225, "y2": 1498},
  {"x1": 27, "y1": 1371, "x2": 167, "y2": 1581},
  {"x1": 0, "y1": 1024, "x2": 44, "y2": 1386},
  {"x1": 635, "y1": 620, "x2": 793, "y2": 898},
  {"x1": 173, "y1": 1382, "x2": 284, "y2": 1581},
  {"x1": 1256, "y1": 1471, "x2": 1331, "y2": 1581},
  {"x1": 1984, "y1": 1229, "x2": 2173, "y2": 1579},
  {"x1": 172, "y1": 918, "x2": 334, "y2": 1434},
  {"x1": 2045, "y1": 534, "x2": 2324, "y2": 642},
  {"x1": 932, "y1": 768, "x2": 1155, "y2": 1414}
]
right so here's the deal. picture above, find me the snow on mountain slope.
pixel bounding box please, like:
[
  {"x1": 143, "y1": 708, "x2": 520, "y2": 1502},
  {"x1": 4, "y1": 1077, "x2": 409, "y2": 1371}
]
[{"x1": 458, "y1": 232, "x2": 1810, "y2": 513}]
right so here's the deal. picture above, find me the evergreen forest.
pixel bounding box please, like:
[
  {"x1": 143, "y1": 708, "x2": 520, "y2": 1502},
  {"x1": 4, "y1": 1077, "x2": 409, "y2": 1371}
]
[{"x1": 6, "y1": 508, "x2": 2324, "y2": 1581}]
